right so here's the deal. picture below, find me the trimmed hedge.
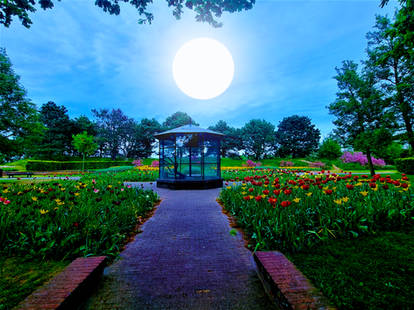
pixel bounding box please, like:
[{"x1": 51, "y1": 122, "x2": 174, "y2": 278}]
[
  {"x1": 395, "y1": 158, "x2": 414, "y2": 174},
  {"x1": 26, "y1": 160, "x2": 133, "y2": 171}
]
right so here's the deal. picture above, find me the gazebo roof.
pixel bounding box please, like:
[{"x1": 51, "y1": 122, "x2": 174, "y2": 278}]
[{"x1": 154, "y1": 124, "x2": 224, "y2": 139}]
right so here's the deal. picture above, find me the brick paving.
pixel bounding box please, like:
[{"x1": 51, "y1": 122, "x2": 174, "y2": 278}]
[{"x1": 82, "y1": 184, "x2": 273, "y2": 309}]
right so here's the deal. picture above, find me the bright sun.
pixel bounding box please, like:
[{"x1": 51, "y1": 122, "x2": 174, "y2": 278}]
[{"x1": 172, "y1": 37, "x2": 234, "y2": 100}]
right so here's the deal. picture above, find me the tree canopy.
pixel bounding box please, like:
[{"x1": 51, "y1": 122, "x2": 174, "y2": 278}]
[
  {"x1": 241, "y1": 119, "x2": 275, "y2": 160},
  {"x1": 0, "y1": 0, "x2": 256, "y2": 28},
  {"x1": 0, "y1": 48, "x2": 43, "y2": 161},
  {"x1": 208, "y1": 120, "x2": 242, "y2": 157},
  {"x1": 328, "y1": 61, "x2": 394, "y2": 175},
  {"x1": 162, "y1": 111, "x2": 198, "y2": 130},
  {"x1": 275, "y1": 115, "x2": 321, "y2": 158}
]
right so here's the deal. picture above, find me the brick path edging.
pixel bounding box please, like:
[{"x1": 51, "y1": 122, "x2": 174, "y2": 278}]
[
  {"x1": 254, "y1": 251, "x2": 336, "y2": 310},
  {"x1": 15, "y1": 256, "x2": 106, "y2": 310}
]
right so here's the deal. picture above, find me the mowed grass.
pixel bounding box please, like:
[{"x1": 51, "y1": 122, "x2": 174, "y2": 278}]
[
  {"x1": 0, "y1": 257, "x2": 69, "y2": 310},
  {"x1": 288, "y1": 229, "x2": 414, "y2": 310}
]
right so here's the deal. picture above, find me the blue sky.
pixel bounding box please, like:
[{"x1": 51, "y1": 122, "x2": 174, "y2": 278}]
[{"x1": 0, "y1": 0, "x2": 399, "y2": 138}]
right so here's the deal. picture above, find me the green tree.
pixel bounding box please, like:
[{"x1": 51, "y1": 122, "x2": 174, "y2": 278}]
[
  {"x1": 275, "y1": 115, "x2": 321, "y2": 158},
  {"x1": 92, "y1": 108, "x2": 133, "y2": 159},
  {"x1": 0, "y1": 0, "x2": 255, "y2": 28},
  {"x1": 0, "y1": 48, "x2": 44, "y2": 161},
  {"x1": 38, "y1": 101, "x2": 73, "y2": 159},
  {"x1": 208, "y1": 120, "x2": 242, "y2": 157},
  {"x1": 328, "y1": 61, "x2": 394, "y2": 175},
  {"x1": 241, "y1": 119, "x2": 275, "y2": 160},
  {"x1": 162, "y1": 111, "x2": 199, "y2": 130},
  {"x1": 72, "y1": 131, "x2": 98, "y2": 170},
  {"x1": 72, "y1": 115, "x2": 97, "y2": 137},
  {"x1": 366, "y1": 14, "x2": 414, "y2": 150},
  {"x1": 318, "y1": 138, "x2": 342, "y2": 160}
]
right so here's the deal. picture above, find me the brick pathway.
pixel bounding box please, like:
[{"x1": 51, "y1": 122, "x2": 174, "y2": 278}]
[{"x1": 82, "y1": 184, "x2": 273, "y2": 309}]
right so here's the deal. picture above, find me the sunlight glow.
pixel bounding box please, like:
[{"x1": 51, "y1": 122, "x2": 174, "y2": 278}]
[{"x1": 172, "y1": 38, "x2": 235, "y2": 100}]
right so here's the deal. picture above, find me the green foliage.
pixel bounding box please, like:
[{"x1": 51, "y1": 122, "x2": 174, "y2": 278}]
[
  {"x1": 376, "y1": 142, "x2": 404, "y2": 164},
  {"x1": 318, "y1": 138, "x2": 342, "y2": 160},
  {"x1": 290, "y1": 229, "x2": 414, "y2": 310},
  {"x1": 0, "y1": 257, "x2": 68, "y2": 310},
  {"x1": 395, "y1": 157, "x2": 414, "y2": 174},
  {"x1": 92, "y1": 108, "x2": 134, "y2": 159},
  {"x1": 82, "y1": 168, "x2": 158, "y2": 183},
  {"x1": 208, "y1": 120, "x2": 242, "y2": 157},
  {"x1": 275, "y1": 115, "x2": 321, "y2": 158},
  {"x1": 366, "y1": 12, "x2": 414, "y2": 150},
  {"x1": 26, "y1": 160, "x2": 133, "y2": 171},
  {"x1": 0, "y1": 180, "x2": 159, "y2": 260},
  {"x1": 72, "y1": 131, "x2": 98, "y2": 170},
  {"x1": 0, "y1": 0, "x2": 255, "y2": 28},
  {"x1": 72, "y1": 131, "x2": 98, "y2": 157},
  {"x1": 0, "y1": 48, "x2": 44, "y2": 161},
  {"x1": 241, "y1": 119, "x2": 275, "y2": 160},
  {"x1": 129, "y1": 118, "x2": 162, "y2": 158},
  {"x1": 328, "y1": 60, "x2": 394, "y2": 175},
  {"x1": 162, "y1": 111, "x2": 199, "y2": 130},
  {"x1": 38, "y1": 101, "x2": 74, "y2": 159}
]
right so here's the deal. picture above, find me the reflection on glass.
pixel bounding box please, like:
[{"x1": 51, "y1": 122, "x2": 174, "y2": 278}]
[{"x1": 158, "y1": 133, "x2": 221, "y2": 180}]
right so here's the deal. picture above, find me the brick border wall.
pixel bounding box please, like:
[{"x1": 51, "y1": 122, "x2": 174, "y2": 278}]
[
  {"x1": 15, "y1": 256, "x2": 106, "y2": 310},
  {"x1": 254, "y1": 251, "x2": 336, "y2": 310}
]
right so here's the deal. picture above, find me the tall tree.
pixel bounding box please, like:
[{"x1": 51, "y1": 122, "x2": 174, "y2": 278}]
[
  {"x1": 121, "y1": 118, "x2": 162, "y2": 158},
  {"x1": 92, "y1": 108, "x2": 132, "y2": 159},
  {"x1": 208, "y1": 120, "x2": 242, "y2": 157},
  {"x1": 162, "y1": 111, "x2": 199, "y2": 130},
  {"x1": 241, "y1": 119, "x2": 275, "y2": 160},
  {"x1": 328, "y1": 61, "x2": 394, "y2": 175},
  {"x1": 366, "y1": 14, "x2": 414, "y2": 150},
  {"x1": 275, "y1": 115, "x2": 321, "y2": 158},
  {"x1": 0, "y1": 48, "x2": 43, "y2": 161},
  {"x1": 72, "y1": 115, "x2": 97, "y2": 137},
  {"x1": 38, "y1": 101, "x2": 73, "y2": 158},
  {"x1": 0, "y1": 0, "x2": 255, "y2": 28}
]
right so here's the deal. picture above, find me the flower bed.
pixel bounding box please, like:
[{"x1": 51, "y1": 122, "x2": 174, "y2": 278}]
[
  {"x1": 0, "y1": 179, "x2": 159, "y2": 260},
  {"x1": 219, "y1": 169, "x2": 414, "y2": 252}
]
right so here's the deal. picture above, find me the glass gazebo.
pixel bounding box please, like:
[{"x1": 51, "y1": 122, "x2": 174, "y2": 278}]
[{"x1": 155, "y1": 124, "x2": 224, "y2": 189}]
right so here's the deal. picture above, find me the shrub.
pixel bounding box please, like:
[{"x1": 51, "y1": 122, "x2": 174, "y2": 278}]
[
  {"x1": 309, "y1": 161, "x2": 325, "y2": 168},
  {"x1": 151, "y1": 160, "x2": 159, "y2": 167},
  {"x1": 246, "y1": 159, "x2": 261, "y2": 167},
  {"x1": 318, "y1": 138, "x2": 342, "y2": 160},
  {"x1": 340, "y1": 151, "x2": 386, "y2": 167},
  {"x1": 26, "y1": 160, "x2": 133, "y2": 171},
  {"x1": 395, "y1": 158, "x2": 414, "y2": 174},
  {"x1": 280, "y1": 160, "x2": 294, "y2": 167},
  {"x1": 132, "y1": 159, "x2": 143, "y2": 167}
]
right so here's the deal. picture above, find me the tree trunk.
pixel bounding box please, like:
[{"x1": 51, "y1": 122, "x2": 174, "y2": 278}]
[
  {"x1": 401, "y1": 109, "x2": 414, "y2": 151},
  {"x1": 366, "y1": 148, "x2": 375, "y2": 176}
]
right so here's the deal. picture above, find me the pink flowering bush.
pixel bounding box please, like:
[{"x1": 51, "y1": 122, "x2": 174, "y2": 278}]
[
  {"x1": 246, "y1": 159, "x2": 261, "y2": 167},
  {"x1": 132, "y1": 159, "x2": 143, "y2": 167},
  {"x1": 309, "y1": 161, "x2": 325, "y2": 168},
  {"x1": 280, "y1": 160, "x2": 294, "y2": 167},
  {"x1": 151, "y1": 160, "x2": 159, "y2": 167},
  {"x1": 340, "y1": 151, "x2": 386, "y2": 166}
]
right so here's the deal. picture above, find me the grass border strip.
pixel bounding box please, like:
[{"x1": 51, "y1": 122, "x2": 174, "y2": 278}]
[
  {"x1": 254, "y1": 251, "x2": 335, "y2": 310},
  {"x1": 15, "y1": 256, "x2": 106, "y2": 310}
]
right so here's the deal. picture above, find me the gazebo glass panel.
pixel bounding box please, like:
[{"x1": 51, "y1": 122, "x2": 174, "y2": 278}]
[{"x1": 160, "y1": 135, "x2": 175, "y2": 179}]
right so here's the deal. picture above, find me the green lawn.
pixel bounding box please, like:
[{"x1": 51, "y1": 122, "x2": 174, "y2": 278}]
[
  {"x1": 288, "y1": 229, "x2": 414, "y2": 310},
  {"x1": 0, "y1": 257, "x2": 69, "y2": 310}
]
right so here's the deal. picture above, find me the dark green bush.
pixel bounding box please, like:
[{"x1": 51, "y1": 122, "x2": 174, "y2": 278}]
[
  {"x1": 26, "y1": 160, "x2": 133, "y2": 171},
  {"x1": 395, "y1": 157, "x2": 414, "y2": 174}
]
